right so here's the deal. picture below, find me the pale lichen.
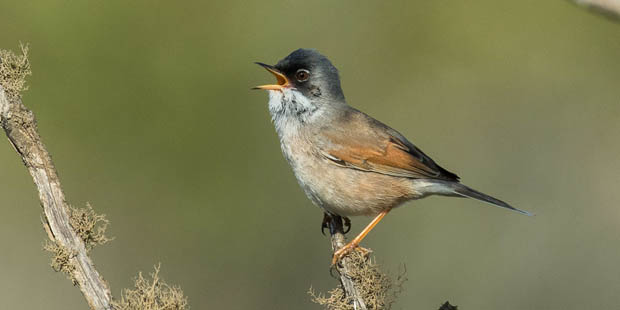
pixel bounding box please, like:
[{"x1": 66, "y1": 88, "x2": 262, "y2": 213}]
[
  {"x1": 69, "y1": 203, "x2": 111, "y2": 251},
  {"x1": 113, "y1": 265, "x2": 188, "y2": 310},
  {"x1": 42, "y1": 203, "x2": 109, "y2": 284},
  {"x1": 43, "y1": 241, "x2": 78, "y2": 285},
  {"x1": 0, "y1": 44, "x2": 31, "y2": 102},
  {"x1": 310, "y1": 251, "x2": 406, "y2": 310}
]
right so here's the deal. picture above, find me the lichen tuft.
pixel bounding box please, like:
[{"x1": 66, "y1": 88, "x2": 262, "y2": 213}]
[
  {"x1": 43, "y1": 241, "x2": 78, "y2": 285},
  {"x1": 113, "y1": 265, "x2": 188, "y2": 310},
  {"x1": 0, "y1": 44, "x2": 31, "y2": 101},
  {"x1": 309, "y1": 250, "x2": 406, "y2": 310},
  {"x1": 69, "y1": 203, "x2": 111, "y2": 251}
]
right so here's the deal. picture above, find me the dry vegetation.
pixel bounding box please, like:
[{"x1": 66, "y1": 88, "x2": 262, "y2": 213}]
[
  {"x1": 69, "y1": 203, "x2": 112, "y2": 251},
  {"x1": 0, "y1": 44, "x2": 30, "y2": 102},
  {"x1": 113, "y1": 266, "x2": 188, "y2": 310},
  {"x1": 310, "y1": 250, "x2": 406, "y2": 310},
  {"x1": 43, "y1": 241, "x2": 78, "y2": 284}
]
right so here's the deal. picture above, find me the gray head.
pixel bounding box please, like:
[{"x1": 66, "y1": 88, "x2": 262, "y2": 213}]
[{"x1": 254, "y1": 49, "x2": 345, "y2": 102}]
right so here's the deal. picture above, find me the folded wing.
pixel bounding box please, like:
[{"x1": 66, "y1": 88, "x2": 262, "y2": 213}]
[{"x1": 319, "y1": 109, "x2": 460, "y2": 182}]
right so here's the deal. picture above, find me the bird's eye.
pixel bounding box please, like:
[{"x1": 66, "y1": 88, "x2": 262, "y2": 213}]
[{"x1": 295, "y1": 69, "x2": 310, "y2": 82}]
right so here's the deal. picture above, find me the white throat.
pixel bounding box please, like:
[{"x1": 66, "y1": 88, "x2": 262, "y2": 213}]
[{"x1": 267, "y1": 88, "x2": 321, "y2": 137}]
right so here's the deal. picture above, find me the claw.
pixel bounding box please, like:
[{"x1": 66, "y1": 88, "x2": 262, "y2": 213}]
[
  {"x1": 321, "y1": 213, "x2": 331, "y2": 236},
  {"x1": 329, "y1": 265, "x2": 339, "y2": 278},
  {"x1": 343, "y1": 217, "x2": 351, "y2": 234},
  {"x1": 331, "y1": 242, "x2": 370, "y2": 266}
]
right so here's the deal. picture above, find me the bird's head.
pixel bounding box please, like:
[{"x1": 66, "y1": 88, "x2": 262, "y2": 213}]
[{"x1": 254, "y1": 49, "x2": 345, "y2": 102}]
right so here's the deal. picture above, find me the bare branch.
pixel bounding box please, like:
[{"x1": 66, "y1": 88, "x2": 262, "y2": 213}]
[
  {"x1": 1, "y1": 47, "x2": 113, "y2": 310},
  {"x1": 329, "y1": 216, "x2": 369, "y2": 310}
]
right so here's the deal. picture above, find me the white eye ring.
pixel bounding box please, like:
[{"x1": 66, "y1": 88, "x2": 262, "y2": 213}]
[{"x1": 295, "y1": 69, "x2": 310, "y2": 82}]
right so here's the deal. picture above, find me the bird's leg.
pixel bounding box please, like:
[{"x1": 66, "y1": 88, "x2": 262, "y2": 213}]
[{"x1": 331, "y1": 209, "x2": 390, "y2": 265}]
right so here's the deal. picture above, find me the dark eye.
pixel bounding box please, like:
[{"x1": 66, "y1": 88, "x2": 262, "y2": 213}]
[{"x1": 295, "y1": 69, "x2": 310, "y2": 82}]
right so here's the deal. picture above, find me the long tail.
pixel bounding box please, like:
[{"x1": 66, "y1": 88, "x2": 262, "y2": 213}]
[{"x1": 448, "y1": 183, "x2": 532, "y2": 216}]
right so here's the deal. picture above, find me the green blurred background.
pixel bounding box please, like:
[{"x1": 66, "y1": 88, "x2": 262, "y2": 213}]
[{"x1": 1, "y1": 1, "x2": 620, "y2": 309}]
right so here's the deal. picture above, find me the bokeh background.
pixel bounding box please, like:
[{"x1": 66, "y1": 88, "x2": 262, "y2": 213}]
[{"x1": 1, "y1": 1, "x2": 620, "y2": 309}]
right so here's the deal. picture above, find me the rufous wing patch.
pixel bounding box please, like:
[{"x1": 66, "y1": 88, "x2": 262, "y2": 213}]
[{"x1": 322, "y1": 133, "x2": 441, "y2": 179}]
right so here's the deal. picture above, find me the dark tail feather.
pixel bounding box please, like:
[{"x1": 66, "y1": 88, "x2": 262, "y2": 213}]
[{"x1": 450, "y1": 183, "x2": 532, "y2": 216}]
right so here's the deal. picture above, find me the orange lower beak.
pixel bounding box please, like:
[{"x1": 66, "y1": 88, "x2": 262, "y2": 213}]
[{"x1": 253, "y1": 62, "x2": 290, "y2": 90}]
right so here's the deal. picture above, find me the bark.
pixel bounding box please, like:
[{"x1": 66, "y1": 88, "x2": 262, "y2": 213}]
[
  {"x1": 329, "y1": 215, "x2": 368, "y2": 310},
  {"x1": 0, "y1": 84, "x2": 113, "y2": 310}
]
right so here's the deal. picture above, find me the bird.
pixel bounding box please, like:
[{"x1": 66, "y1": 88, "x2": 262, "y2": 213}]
[{"x1": 253, "y1": 48, "x2": 530, "y2": 265}]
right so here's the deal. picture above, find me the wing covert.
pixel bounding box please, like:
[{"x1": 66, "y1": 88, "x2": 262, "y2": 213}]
[{"x1": 318, "y1": 109, "x2": 459, "y2": 181}]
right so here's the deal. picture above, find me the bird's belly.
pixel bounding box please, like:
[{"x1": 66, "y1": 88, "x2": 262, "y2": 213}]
[{"x1": 289, "y1": 149, "x2": 417, "y2": 217}]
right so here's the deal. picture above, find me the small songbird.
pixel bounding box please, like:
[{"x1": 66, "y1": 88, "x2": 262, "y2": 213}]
[{"x1": 254, "y1": 49, "x2": 530, "y2": 265}]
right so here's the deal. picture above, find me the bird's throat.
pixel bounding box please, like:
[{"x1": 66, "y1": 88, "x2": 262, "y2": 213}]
[{"x1": 268, "y1": 89, "x2": 319, "y2": 123}]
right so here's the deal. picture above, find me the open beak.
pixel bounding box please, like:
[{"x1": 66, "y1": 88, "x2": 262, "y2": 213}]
[{"x1": 253, "y1": 62, "x2": 290, "y2": 90}]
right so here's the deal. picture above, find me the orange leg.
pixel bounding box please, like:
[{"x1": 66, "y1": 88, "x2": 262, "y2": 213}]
[{"x1": 332, "y1": 209, "x2": 390, "y2": 265}]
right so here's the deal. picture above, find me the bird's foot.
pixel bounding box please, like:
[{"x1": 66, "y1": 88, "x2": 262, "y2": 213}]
[
  {"x1": 322, "y1": 213, "x2": 352, "y2": 236},
  {"x1": 331, "y1": 241, "x2": 370, "y2": 266}
]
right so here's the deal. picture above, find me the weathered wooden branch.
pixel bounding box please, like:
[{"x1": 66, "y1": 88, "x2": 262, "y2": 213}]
[
  {"x1": 571, "y1": 0, "x2": 620, "y2": 20},
  {"x1": 1, "y1": 46, "x2": 188, "y2": 310},
  {"x1": 0, "y1": 78, "x2": 113, "y2": 308},
  {"x1": 329, "y1": 215, "x2": 369, "y2": 310}
]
